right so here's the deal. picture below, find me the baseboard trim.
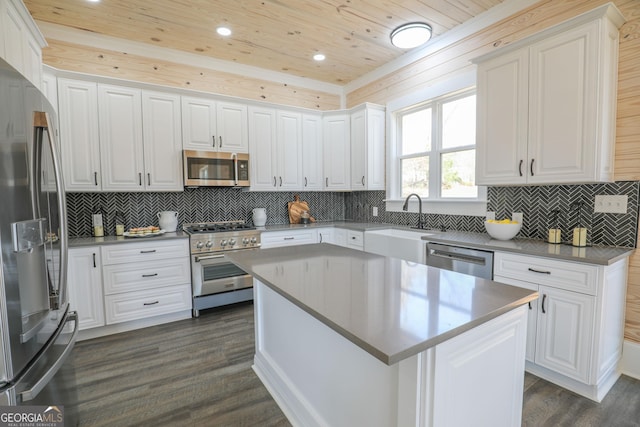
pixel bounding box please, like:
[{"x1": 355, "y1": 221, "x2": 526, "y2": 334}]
[{"x1": 622, "y1": 340, "x2": 640, "y2": 380}]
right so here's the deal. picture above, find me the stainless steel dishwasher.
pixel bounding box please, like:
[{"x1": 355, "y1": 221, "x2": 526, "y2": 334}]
[{"x1": 425, "y1": 242, "x2": 494, "y2": 279}]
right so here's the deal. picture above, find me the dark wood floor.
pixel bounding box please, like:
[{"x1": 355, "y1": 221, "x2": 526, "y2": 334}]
[{"x1": 68, "y1": 302, "x2": 640, "y2": 426}]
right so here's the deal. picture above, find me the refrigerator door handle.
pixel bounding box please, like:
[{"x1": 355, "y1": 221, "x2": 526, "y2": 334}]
[{"x1": 19, "y1": 311, "x2": 78, "y2": 402}]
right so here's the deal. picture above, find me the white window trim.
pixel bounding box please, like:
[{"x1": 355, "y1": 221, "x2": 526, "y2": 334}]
[{"x1": 385, "y1": 70, "x2": 487, "y2": 217}]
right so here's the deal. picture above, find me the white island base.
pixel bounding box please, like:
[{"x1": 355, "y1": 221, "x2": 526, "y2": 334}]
[{"x1": 253, "y1": 281, "x2": 529, "y2": 427}]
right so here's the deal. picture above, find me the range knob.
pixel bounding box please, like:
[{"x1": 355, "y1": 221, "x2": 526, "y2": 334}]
[
  {"x1": 220, "y1": 239, "x2": 228, "y2": 247},
  {"x1": 228, "y1": 238, "x2": 236, "y2": 246},
  {"x1": 242, "y1": 237, "x2": 249, "y2": 245},
  {"x1": 196, "y1": 241, "x2": 204, "y2": 249},
  {"x1": 250, "y1": 237, "x2": 257, "y2": 244},
  {"x1": 205, "y1": 241, "x2": 213, "y2": 248}
]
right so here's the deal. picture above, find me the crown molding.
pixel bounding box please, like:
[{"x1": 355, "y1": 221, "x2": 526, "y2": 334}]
[
  {"x1": 35, "y1": 20, "x2": 345, "y2": 97},
  {"x1": 343, "y1": 0, "x2": 542, "y2": 94}
]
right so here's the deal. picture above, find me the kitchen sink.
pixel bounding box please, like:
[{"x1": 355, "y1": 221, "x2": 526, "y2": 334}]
[{"x1": 364, "y1": 228, "x2": 433, "y2": 263}]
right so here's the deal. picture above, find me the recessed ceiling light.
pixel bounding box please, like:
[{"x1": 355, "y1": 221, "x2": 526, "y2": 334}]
[
  {"x1": 216, "y1": 27, "x2": 232, "y2": 37},
  {"x1": 87, "y1": 0, "x2": 100, "y2": 2},
  {"x1": 390, "y1": 22, "x2": 432, "y2": 49},
  {"x1": 313, "y1": 53, "x2": 326, "y2": 61}
]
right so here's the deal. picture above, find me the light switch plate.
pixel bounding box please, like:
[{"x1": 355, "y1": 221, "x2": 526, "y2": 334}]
[
  {"x1": 594, "y1": 195, "x2": 628, "y2": 214},
  {"x1": 512, "y1": 212, "x2": 523, "y2": 223},
  {"x1": 372, "y1": 206, "x2": 378, "y2": 217}
]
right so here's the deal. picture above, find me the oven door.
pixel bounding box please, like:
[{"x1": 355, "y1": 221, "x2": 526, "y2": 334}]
[{"x1": 191, "y1": 253, "x2": 252, "y2": 297}]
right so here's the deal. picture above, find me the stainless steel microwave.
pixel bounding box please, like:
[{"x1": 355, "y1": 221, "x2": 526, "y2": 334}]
[{"x1": 183, "y1": 150, "x2": 250, "y2": 187}]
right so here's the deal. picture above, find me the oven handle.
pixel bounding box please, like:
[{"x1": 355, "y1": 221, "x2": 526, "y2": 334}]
[{"x1": 195, "y1": 254, "x2": 225, "y2": 262}]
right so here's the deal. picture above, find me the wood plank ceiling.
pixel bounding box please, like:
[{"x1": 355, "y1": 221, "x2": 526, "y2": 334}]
[{"x1": 23, "y1": 0, "x2": 505, "y2": 85}]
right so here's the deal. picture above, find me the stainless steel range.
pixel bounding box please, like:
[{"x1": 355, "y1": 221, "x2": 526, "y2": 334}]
[{"x1": 184, "y1": 221, "x2": 261, "y2": 317}]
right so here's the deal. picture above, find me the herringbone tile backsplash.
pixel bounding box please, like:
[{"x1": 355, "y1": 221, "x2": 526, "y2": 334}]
[{"x1": 68, "y1": 181, "x2": 639, "y2": 248}]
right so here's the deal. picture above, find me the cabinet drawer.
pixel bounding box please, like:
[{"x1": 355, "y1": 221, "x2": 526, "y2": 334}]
[
  {"x1": 346, "y1": 230, "x2": 364, "y2": 249},
  {"x1": 261, "y1": 229, "x2": 317, "y2": 248},
  {"x1": 103, "y1": 257, "x2": 190, "y2": 295},
  {"x1": 101, "y1": 239, "x2": 189, "y2": 265},
  {"x1": 104, "y1": 284, "x2": 191, "y2": 325},
  {"x1": 494, "y1": 252, "x2": 598, "y2": 295}
]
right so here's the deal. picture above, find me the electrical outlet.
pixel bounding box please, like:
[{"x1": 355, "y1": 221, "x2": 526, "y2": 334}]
[
  {"x1": 372, "y1": 206, "x2": 378, "y2": 217},
  {"x1": 594, "y1": 195, "x2": 628, "y2": 214},
  {"x1": 486, "y1": 211, "x2": 495, "y2": 220}
]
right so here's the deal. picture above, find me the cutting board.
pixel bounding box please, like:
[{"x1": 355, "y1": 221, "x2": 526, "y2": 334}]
[{"x1": 288, "y1": 195, "x2": 316, "y2": 224}]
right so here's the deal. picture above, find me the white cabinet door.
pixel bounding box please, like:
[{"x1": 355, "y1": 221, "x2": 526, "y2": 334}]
[
  {"x1": 217, "y1": 101, "x2": 248, "y2": 153},
  {"x1": 67, "y1": 247, "x2": 105, "y2": 330},
  {"x1": 350, "y1": 105, "x2": 386, "y2": 190},
  {"x1": 249, "y1": 106, "x2": 277, "y2": 190},
  {"x1": 41, "y1": 72, "x2": 58, "y2": 111},
  {"x1": 98, "y1": 84, "x2": 145, "y2": 191},
  {"x1": 323, "y1": 113, "x2": 350, "y2": 191},
  {"x1": 182, "y1": 96, "x2": 217, "y2": 150},
  {"x1": 475, "y1": 48, "x2": 529, "y2": 186},
  {"x1": 276, "y1": 110, "x2": 302, "y2": 190},
  {"x1": 301, "y1": 113, "x2": 323, "y2": 190},
  {"x1": 24, "y1": 32, "x2": 42, "y2": 88},
  {"x1": 142, "y1": 91, "x2": 183, "y2": 191},
  {"x1": 535, "y1": 285, "x2": 595, "y2": 383},
  {"x1": 527, "y1": 22, "x2": 601, "y2": 184},
  {"x1": 2, "y1": 0, "x2": 24, "y2": 72},
  {"x1": 57, "y1": 79, "x2": 102, "y2": 191}
]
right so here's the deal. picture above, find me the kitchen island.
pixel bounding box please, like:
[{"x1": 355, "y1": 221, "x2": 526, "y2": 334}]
[{"x1": 227, "y1": 244, "x2": 538, "y2": 427}]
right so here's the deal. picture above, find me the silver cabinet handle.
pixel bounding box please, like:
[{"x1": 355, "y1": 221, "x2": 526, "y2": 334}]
[
  {"x1": 94, "y1": 171, "x2": 98, "y2": 186},
  {"x1": 143, "y1": 301, "x2": 159, "y2": 306},
  {"x1": 147, "y1": 173, "x2": 151, "y2": 186},
  {"x1": 279, "y1": 176, "x2": 282, "y2": 187},
  {"x1": 142, "y1": 273, "x2": 158, "y2": 278},
  {"x1": 212, "y1": 136, "x2": 215, "y2": 147},
  {"x1": 519, "y1": 160, "x2": 523, "y2": 177},
  {"x1": 319, "y1": 233, "x2": 323, "y2": 243},
  {"x1": 304, "y1": 177, "x2": 308, "y2": 187},
  {"x1": 541, "y1": 294, "x2": 547, "y2": 314},
  {"x1": 284, "y1": 237, "x2": 295, "y2": 240},
  {"x1": 361, "y1": 176, "x2": 365, "y2": 186},
  {"x1": 219, "y1": 136, "x2": 222, "y2": 147},
  {"x1": 138, "y1": 172, "x2": 142, "y2": 186},
  {"x1": 273, "y1": 176, "x2": 276, "y2": 187},
  {"x1": 326, "y1": 177, "x2": 329, "y2": 187},
  {"x1": 140, "y1": 249, "x2": 157, "y2": 254},
  {"x1": 93, "y1": 253, "x2": 96, "y2": 268},
  {"x1": 195, "y1": 254, "x2": 224, "y2": 262}
]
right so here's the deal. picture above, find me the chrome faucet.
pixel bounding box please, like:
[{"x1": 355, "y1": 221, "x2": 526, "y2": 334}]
[{"x1": 402, "y1": 193, "x2": 424, "y2": 229}]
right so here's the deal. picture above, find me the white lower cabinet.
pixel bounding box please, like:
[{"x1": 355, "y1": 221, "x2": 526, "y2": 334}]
[
  {"x1": 67, "y1": 246, "x2": 105, "y2": 330},
  {"x1": 67, "y1": 239, "x2": 191, "y2": 337},
  {"x1": 261, "y1": 229, "x2": 318, "y2": 249},
  {"x1": 494, "y1": 251, "x2": 628, "y2": 401},
  {"x1": 101, "y1": 239, "x2": 191, "y2": 325}
]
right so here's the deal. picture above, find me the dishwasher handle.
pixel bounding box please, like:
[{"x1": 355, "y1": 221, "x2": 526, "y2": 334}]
[{"x1": 428, "y1": 248, "x2": 489, "y2": 266}]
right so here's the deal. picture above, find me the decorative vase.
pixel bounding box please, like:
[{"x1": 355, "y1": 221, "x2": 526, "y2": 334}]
[
  {"x1": 157, "y1": 211, "x2": 178, "y2": 231},
  {"x1": 252, "y1": 208, "x2": 267, "y2": 227}
]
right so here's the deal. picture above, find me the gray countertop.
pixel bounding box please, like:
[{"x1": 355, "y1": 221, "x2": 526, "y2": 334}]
[
  {"x1": 69, "y1": 231, "x2": 188, "y2": 247},
  {"x1": 227, "y1": 244, "x2": 538, "y2": 365},
  {"x1": 260, "y1": 221, "x2": 634, "y2": 265}
]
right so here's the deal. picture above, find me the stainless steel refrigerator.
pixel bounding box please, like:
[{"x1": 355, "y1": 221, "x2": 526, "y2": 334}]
[{"x1": 0, "y1": 57, "x2": 78, "y2": 422}]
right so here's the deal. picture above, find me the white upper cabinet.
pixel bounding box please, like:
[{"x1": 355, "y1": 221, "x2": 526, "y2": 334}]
[
  {"x1": 98, "y1": 84, "x2": 145, "y2": 191},
  {"x1": 182, "y1": 96, "x2": 217, "y2": 151},
  {"x1": 58, "y1": 78, "x2": 102, "y2": 191},
  {"x1": 350, "y1": 104, "x2": 385, "y2": 190},
  {"x1": 249, "y1": 106, "x2": 302, "y2": 191},
  {"x1": 0, "y1": 0, "x2": 46, "y2": 88},
  {"x1": 142, "y1": 91, "x2": 183, "y2": 191},
  {"x1": 248, "y1": 106, "x2": 277, "y2": 190},
  {"x1": 323, "y1": 113, "x2": 350, "y2": 191},
  {"x1": 301, "y1": 113, "x2": 323, "y2": 191},
  {"x1": 217, "y1": 101, "x2": 249, "y2": 153},
  {"x1": 276, "y1": 110, "x2": 303, "y2": 190},
  {"x1": 475, "y1": 4, "x2": 624, "y2": 186},
  {"x1": 182, "y1": 97, "x2": 248, "y2": 153}
]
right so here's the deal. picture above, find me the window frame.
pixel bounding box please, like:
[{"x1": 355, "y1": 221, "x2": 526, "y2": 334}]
[{"x1": 385, "y1": 71, "x2": 487, "y2": 216}]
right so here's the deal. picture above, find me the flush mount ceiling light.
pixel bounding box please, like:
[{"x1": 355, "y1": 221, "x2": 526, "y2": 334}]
[
  {"x1": 390, "y1": 22, "x2": 432, "y2": 49},
  {"x1": 216, "y1": 27, "x2": 232, "y2": 36},
  {"x1": 313, "y1": 53, "x2": 326, "y2": 61}
]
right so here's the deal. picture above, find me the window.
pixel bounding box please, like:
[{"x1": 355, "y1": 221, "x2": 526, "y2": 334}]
[{"x1": 396, "y1": 89, "x2": 478, "y2": 200}]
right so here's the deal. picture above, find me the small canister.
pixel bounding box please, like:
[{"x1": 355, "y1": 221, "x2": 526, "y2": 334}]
[{"x1": 115, "y1": 211, "x2": 125, "y2": 236}]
